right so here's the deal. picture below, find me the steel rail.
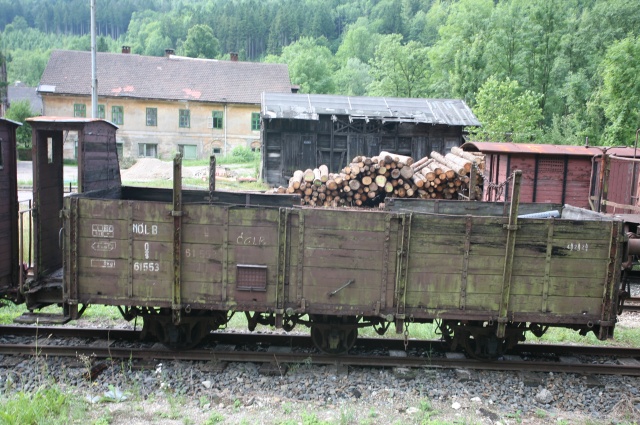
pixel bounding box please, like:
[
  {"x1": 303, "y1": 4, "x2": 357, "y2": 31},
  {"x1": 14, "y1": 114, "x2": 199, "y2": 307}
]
[
  {"x1": 1, "y1": 325, "x2": 640, "y2": 358},
  {"x1": 1, "y1": 343, "x2": 639, "y2": 377}
]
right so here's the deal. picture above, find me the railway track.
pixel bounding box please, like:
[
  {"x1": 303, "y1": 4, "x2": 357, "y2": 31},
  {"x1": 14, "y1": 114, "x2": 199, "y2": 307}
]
[
  {"x1": 622, "y1": 297, "x2": 640, "y2": 312},
  {"x1": 1, "y1": 325, "x2": 639, "y2": 377}
]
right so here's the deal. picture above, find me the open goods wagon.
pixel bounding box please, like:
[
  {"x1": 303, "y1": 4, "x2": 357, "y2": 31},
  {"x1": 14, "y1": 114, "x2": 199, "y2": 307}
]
[{"x1": 60, "y1": 161, "x2": 626, "y2": 357}]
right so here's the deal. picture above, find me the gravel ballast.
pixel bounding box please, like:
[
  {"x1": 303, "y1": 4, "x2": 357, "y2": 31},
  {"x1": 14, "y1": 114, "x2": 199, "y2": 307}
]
[{"x1": 1, "y1": 314, "x2": 640, "y2": 425}]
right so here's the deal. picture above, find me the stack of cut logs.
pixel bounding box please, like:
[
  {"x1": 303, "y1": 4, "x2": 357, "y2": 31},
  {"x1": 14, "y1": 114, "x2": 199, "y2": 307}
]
[{"x1": 275, "y1": 147, "x2": 484, "y2": 207}]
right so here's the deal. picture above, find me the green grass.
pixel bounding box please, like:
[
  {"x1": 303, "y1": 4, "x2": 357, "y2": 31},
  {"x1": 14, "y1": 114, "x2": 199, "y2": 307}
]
[
  {"x1": 0, "y1": 301, "x2": 124, "y2": 325},
  {"x1": 0, "y1": 387, "x2": 86, "y2": 424},
  {"x1": 529, "y1": 325, "x2": 640, "y2": 347}
]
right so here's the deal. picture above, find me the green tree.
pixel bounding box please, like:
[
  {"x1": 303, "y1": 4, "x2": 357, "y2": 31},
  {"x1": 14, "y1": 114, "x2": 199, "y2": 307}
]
[
  {"x1": 5, "y1": 99, "x2": 36, "y2": 149},
  {"x1": 278, "y1": 37, "x2": 335, "y2": 94},
  {"x1": 6, "y1": 49, "x2": 50, "y2": 86},
  {"x1": 428, "y1": 0, "x2": 493, "y2": 102},
  {"x1": 334, "y1": 58, "x2": 371, "y2": 96},
  {"x1": 182, "y1": 24, "x2": 220, "y2": 59},
  {"x1": 597, "y1": 36, "x2": 640, "y2": 145},
  {"x1": 335, "y1": 19, "x2": 381, "y2": 66},
  {"x1": 368, "y1": 34, "x2": 429, "y2": 98},
  {"x1": 470, "y1": 76, "x2": 543, "y2": 143}
]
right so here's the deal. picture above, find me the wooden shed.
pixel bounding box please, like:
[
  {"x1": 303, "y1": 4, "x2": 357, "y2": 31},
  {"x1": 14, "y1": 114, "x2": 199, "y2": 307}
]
[
  {"x1": 25, "y1": 117, "x2": 121, "y2": 283},
  {"x1": 0, "y1": 118, "x2": 20, "y2": 298},
  {"x1": 462, "y1": 142, "x2": 640, "y2": 211},
  {"x1": 261, "y1": 93, "x2": 480, "y2": 186}
]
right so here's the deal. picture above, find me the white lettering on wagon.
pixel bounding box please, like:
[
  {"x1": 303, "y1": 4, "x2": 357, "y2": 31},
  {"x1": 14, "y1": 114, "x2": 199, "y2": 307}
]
[
  {"x1": 92, "y1": 224, "x2": 114, "y2": 238},
  {"x1": 132, "y1": 223, "x2": 158, "y2": 235},
  {"x1": 236, "y1": 232, "x2": 266, "y2": 246},
  {"x1": 134, "y1": 262, "x2": 160, "y2": 272},
  {"x1": 567, "y1": 243, "x2": 589, "y2": 252},
  {"x1": 91, "y1": 241, "x2": 116, "y2": 252},
  {"x1": 90, "y1": 259, "x2": 116, "y2": 268}
]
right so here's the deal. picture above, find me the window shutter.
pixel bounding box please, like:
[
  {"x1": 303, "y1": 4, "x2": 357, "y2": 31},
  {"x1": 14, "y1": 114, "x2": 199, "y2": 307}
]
[{"x1": 207, "y1": 117, "x2": 214, "y2": 129}]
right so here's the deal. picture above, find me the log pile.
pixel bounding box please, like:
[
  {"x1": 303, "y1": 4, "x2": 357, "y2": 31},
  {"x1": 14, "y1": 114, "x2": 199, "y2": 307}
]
[{"x1": 274, "y1": 148, "x2": 484, "y2": 207}]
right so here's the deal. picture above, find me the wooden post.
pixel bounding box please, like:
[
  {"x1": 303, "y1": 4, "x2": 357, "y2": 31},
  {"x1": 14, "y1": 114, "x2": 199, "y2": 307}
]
[
  {"x1": 469, "y1": 164, "x2": 477, "y2": 201},
  {"x1": 209, "y1": 155, "x2": 216, "y2": 194},
  {"x1": 497, "y1": 170, "x2": 522, "y2": 339},
  {"x1": 172, "y1": 153, "x2": 183, "y2": 325}
]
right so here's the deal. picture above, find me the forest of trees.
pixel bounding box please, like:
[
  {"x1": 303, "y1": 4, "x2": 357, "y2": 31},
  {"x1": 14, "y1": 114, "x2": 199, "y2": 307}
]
[{"x1": 2, "y1": 0, "x2": 640, "y2": 146}]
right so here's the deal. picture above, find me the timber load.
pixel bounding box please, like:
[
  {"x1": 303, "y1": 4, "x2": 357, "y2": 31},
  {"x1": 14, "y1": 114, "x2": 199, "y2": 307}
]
[{"x1": 274, "y1": 149, "x2": 484, "y2": 207}]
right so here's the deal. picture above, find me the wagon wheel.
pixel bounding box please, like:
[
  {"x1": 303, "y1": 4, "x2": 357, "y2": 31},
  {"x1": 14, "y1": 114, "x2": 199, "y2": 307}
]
[
  {"x1": 142, "y1": 309, "x2": 227, "y2": 350},
  {"x1": 157, "y1": 321, "x2": 206, "y2": 350},
  {"x1": 460, "y1": 332, "x2": 509, "y2": 361},
  {"x1": 439, "y1": 321, "x2": 510, "y2": 360},
  {"x1": 309, "y1": 315, "x2": 358, "y2": 355}
]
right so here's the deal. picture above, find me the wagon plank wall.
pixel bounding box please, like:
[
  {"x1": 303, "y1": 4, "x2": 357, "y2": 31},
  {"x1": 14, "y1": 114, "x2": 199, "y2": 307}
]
[
  {"x1": 0, "y1": 119, "x2": 19, "y2": 292},
  {"x1": 79, "y1": 121, "x2": 121, "y2": 193},
  {"x1": 299, "y1": 209, "x2": 396, "y2": 314},
  {"x1": 34, "y1": 130, "x2": 64, "y2": 277},
  {"x1": 404, "y1": 213, "x2": 618, "y2": 324}
]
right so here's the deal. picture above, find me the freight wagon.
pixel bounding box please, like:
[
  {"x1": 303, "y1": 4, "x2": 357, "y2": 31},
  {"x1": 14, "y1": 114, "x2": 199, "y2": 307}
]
[{"x1": 1, "y1": 118, "x2": 633, "y2": 358}]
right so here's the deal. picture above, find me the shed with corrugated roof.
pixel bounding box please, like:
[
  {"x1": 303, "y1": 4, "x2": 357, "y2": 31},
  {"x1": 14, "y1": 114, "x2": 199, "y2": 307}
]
[{"x1": 261, "y1": 93, "x2": 480, "y2": 186}]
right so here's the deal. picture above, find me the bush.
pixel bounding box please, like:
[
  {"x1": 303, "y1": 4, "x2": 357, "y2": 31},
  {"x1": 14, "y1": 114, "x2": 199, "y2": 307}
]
[
  {"x1": 230, "y1": 146, "x2": 259, "y2": 163},
  {"x1": 119, "y1": 156, "x2": 136, "y2": 169}
]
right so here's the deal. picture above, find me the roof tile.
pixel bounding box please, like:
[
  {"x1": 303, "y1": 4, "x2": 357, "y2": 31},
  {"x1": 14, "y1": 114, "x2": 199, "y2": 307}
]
[{"x1": 39, "y1": 50, "x2": 294, "y2": 104}]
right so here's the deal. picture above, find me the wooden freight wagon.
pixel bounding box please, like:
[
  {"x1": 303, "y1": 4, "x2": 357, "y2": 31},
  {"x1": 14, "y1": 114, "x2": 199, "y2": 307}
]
[
  {"x1": 462, "y1": 142, "x2": 640, "y2": 213},
  {"x1": 0, "y1": 118, "x2": 21, "y2": 300},
  {"x1": 60, "y1": 162, "x2": 625, "y2": 357}
]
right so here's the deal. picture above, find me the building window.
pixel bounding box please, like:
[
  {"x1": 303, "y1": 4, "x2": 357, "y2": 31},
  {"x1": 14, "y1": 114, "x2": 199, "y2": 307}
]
[
  {"x1": 112, "y1": 106, "x2": 124, "y2": 125},
  {"x1": 179, "y1": 144, "x2": 197, "y2": 160},
  {"x1": 116, "y1": 143, "x2": 123, "y2": 159},
  {"x1": 138, "y1": 143, "x2": 157, "y2": 158},
  {"x1": 146, "y1": 108, "x2": 157, "y2": 126},
  {"x1": 74, "y1": 103, "x2": 86, "y2": 117},
  {"x1": 212, "y1": 111, "x2": 223, "y2": 129},
  {"x1": 251, "y1": 112, "x2": 260, "y2": 131},
  {"x1": 212, "y1": 147, "x2": 222, "y2": 154},
  {"x1": 97, "y1": 104, "x2": 105, "y2": 119},
  {"x1": 179, "y1": 109, "x2": 190, "y2": 128}
]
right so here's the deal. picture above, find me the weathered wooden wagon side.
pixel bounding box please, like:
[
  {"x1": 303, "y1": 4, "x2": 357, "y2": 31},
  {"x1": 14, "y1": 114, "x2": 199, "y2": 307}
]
[
  {"x1": 0, "y1": 118, "x2": 21, "y2": 300},
  {"x1": 62, "y1": 175, "x2": 624, "y2": 354},
  {"x1": 388, "y1": 196, "x2": 624, "y2": 355}
]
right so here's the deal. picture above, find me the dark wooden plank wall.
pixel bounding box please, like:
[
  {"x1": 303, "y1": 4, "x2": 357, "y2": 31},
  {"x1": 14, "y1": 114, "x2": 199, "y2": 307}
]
[
  {"x1": 80, "y1": 122, "x2": 121, "y2": 193},
  {"x1": 0, "y1": 121, "x2": 18, "y2": 290},
  {"x1": 406, "y1": 214, "x2": 618, "y2": 322},
  {"x1": 34, "y1": 130, "x2": 63, "y2": 277},
  {"x1": 263, "y1": 115, "x2": 464, "y2": 186}
]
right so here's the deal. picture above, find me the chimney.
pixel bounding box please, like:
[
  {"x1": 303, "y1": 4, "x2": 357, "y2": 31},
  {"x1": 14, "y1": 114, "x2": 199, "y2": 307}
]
[
  {"x1": 165, "y1": 48, "x2": 175, "y2": 58},
  {"x1": 121, "y1": 45, "x2": 130, "y2": 54},
  {"x1": 230, "y1": 52, "x2": 238, "y2": 62}
]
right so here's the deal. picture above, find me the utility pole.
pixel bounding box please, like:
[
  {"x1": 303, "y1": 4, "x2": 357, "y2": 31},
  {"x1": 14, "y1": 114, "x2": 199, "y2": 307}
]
[{"x1": 91, "y1": 0, "x2": 98, "y2": 118}]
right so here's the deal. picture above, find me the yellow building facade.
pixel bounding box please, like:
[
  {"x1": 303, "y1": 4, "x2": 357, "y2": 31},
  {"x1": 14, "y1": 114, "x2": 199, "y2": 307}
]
[
  {"x1": 42, "y1": 95, "x2": 262, "y2": 160},
  {"x1": 38, "y1": 50, "x2": 294, "y2": 160}
]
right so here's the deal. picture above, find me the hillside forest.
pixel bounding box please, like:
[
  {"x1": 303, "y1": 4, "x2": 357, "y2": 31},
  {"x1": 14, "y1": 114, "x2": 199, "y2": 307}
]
[{"x1": 2, "y1": 0, "x2": 640, "y2": 146}]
